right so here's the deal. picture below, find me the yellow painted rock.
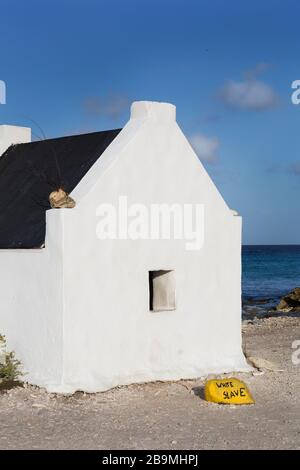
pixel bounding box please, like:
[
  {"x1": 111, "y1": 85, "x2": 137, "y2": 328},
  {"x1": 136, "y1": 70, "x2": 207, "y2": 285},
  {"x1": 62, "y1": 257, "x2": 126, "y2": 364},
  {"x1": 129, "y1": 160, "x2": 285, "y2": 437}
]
[{"x1": 204, "y1": 378, "x2": 254, "y2": 405}]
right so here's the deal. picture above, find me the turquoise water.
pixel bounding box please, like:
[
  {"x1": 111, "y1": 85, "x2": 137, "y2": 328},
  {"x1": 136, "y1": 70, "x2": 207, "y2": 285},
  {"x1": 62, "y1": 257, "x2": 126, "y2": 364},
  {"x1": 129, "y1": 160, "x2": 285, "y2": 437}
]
[{"x1": 242, "y1": 245, "x2": 300, "y2": 317}]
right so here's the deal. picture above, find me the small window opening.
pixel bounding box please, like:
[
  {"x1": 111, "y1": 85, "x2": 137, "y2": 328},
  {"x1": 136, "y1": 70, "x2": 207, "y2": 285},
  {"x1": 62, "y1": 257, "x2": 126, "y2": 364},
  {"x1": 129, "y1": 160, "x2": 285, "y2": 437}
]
[{"x1": 149, "y1": 270, "x2": 176, "y2": 312}]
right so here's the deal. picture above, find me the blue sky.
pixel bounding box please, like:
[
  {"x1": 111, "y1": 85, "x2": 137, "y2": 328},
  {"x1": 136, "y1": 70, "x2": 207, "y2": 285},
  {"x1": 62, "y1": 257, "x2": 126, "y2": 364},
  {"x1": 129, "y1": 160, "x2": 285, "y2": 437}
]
[{"x1": 0, "y1": 0, "x2": 299, "y2": 244}]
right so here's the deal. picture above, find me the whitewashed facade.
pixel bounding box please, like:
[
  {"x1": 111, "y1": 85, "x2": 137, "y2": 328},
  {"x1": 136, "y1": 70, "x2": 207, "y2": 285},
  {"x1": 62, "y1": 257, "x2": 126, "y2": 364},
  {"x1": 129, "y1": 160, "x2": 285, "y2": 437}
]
[{"x1": 0, "y1": 102, "x2": 250, "y2": 393}]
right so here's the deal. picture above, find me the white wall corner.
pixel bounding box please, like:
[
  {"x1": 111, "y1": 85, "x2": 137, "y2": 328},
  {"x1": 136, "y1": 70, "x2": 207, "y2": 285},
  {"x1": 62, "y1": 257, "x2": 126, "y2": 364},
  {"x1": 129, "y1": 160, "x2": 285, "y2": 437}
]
[{"x1": 0, "y1": 125, "x2": 31, "y2": 156}]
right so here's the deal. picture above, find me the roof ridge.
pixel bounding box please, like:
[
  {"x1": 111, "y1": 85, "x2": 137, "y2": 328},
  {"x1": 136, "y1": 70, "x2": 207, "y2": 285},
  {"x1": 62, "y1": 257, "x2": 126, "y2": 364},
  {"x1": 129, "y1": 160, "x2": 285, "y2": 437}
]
[{"x1": 12, "y1": 128, "x2": 123, "y2": 148}]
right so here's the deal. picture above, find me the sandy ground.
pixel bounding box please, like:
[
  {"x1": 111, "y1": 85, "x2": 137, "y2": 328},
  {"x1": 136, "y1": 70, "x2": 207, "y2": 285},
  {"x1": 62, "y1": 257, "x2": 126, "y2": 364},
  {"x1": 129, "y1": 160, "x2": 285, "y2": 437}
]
[{"x1": 0, "y1": 316, "x2": 299, "y2": 450}]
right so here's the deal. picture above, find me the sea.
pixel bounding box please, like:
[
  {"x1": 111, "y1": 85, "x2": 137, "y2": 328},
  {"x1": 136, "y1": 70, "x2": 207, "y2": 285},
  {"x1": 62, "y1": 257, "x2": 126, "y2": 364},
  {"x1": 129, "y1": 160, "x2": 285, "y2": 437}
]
[{"x1": 242, "y1": 245, "x2": 300, "y2": 318}]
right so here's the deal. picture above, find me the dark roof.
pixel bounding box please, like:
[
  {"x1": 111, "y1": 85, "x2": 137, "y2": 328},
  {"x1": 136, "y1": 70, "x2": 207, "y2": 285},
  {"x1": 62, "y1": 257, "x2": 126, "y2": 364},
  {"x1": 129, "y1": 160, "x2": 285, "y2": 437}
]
[{"x1": 0, "y1": 129, "x2": 121, "y2": 248}]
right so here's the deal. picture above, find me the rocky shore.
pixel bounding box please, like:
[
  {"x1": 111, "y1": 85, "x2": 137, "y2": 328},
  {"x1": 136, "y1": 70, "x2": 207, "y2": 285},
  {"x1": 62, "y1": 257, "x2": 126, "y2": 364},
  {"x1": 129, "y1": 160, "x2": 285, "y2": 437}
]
[
  {"x1": 276, "y1": 287, "x2": 300, "y2": 313},
  {"x1": 243, "y1": 287, "x2": 300, "y2": 319}
]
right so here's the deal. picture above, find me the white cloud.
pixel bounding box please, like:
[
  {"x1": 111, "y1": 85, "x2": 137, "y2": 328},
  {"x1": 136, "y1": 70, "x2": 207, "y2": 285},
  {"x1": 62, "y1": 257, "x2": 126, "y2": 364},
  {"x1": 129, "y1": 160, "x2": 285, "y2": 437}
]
[
  {"x1": 244, "y1": 62, "x2": 272, "y2": 80},
  {"x1": 189, "y1": 133, "x2": 219, "y2": 163},
  {"x1": 289, "y1": 161, "x2": 300, "y2": 176},
  {"x1": 218, "y1": 79, "x2": 278, "y2": 111},
  {"x1": 83, "y1": 93, "x2": 129, "y2": 119}
]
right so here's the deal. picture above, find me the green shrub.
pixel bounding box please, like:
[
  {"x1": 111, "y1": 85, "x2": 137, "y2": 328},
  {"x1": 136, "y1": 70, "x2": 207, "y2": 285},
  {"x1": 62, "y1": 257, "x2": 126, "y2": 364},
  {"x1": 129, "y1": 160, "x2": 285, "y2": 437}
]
[{"x1": 0, "y1": 334, "x2": 22, "y2": 382}]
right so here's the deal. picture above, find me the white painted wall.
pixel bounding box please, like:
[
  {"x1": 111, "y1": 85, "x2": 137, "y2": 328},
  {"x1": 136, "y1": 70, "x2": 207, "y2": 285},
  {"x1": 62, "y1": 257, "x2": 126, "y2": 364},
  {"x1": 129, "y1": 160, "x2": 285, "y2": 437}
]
[
  {"x1": 59, "y1": 101, "x2": 250, "y2": 393},
  {"x1": 0, "y1": 102, "x2": 250, "y2": 393},
  {"x1": 0, "y1": 125, "x2": 31, "y2": 156},
  {"x1": 0, "y1": 211, "x2": 63, "y2": 388}
]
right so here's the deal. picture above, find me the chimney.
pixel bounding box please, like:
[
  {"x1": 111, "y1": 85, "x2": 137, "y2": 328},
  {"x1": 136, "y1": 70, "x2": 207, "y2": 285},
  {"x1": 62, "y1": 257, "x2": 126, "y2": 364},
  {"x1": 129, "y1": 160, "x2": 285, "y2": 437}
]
[
  {"x1": 0, "y1": 125, "x2": 31, "y2": 156},
  {"x1": 130, "y1": 101, "x2": 176, "y2": 123}
]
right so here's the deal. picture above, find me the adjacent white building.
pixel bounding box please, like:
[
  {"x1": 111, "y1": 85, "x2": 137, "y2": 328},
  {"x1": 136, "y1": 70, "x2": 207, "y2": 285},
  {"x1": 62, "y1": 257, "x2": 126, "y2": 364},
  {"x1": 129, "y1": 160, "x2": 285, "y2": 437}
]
[{"x1": 0, "y1": 101, "x2": 249, "y2": 393}]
